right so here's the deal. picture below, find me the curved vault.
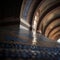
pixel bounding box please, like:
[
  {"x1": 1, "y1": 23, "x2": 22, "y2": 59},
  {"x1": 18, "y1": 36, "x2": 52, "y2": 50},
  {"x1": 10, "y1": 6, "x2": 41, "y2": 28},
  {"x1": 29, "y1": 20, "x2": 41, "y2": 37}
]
[{"x1": 20, "y1": 0, "x2": 60, "y2": 42}]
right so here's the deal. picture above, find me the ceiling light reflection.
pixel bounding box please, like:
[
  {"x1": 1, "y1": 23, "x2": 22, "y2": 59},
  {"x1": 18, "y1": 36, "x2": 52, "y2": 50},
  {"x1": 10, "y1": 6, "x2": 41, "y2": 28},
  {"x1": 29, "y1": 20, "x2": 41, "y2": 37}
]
[{"x1": 32, "y1": 30, "x2": 37, "y2": 45}]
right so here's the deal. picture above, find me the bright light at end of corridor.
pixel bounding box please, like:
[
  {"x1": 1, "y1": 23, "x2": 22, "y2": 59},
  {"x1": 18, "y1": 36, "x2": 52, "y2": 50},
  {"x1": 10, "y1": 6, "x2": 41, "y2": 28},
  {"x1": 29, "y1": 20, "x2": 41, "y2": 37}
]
[{"x1": 57, "y1": 39, "x2": 60, "y2": 43}]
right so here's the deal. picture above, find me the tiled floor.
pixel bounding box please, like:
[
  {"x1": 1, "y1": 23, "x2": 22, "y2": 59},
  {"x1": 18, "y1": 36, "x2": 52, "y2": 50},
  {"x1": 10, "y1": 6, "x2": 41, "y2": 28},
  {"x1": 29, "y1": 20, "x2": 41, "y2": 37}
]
[
  {"x1": 0, "y1": 24, "x2": 60, "y2": 60},
  {"x1": 0, "y1": 24, "x2": 60, "y2": 47}
]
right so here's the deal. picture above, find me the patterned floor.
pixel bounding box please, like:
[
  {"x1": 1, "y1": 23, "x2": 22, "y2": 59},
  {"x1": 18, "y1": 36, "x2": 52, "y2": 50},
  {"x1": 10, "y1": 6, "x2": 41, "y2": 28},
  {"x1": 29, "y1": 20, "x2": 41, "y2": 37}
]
[{"x1": 0, "y1": 24, "x2": 60, "y2": 60}]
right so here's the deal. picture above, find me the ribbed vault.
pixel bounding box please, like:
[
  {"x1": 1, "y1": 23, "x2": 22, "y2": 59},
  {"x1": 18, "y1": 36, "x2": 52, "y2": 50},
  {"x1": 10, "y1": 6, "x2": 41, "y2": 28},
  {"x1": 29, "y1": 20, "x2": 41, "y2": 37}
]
[{"x1": 20, "y1": 0, "x2": 60, "y2": 42}]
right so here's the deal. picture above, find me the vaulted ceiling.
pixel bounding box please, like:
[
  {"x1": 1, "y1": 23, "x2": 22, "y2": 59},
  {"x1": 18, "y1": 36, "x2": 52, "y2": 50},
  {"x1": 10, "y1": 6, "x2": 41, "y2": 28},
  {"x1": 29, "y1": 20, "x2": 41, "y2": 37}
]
[{"x1": 20, "y1": 0, "x2": 60, "y2": 41}]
